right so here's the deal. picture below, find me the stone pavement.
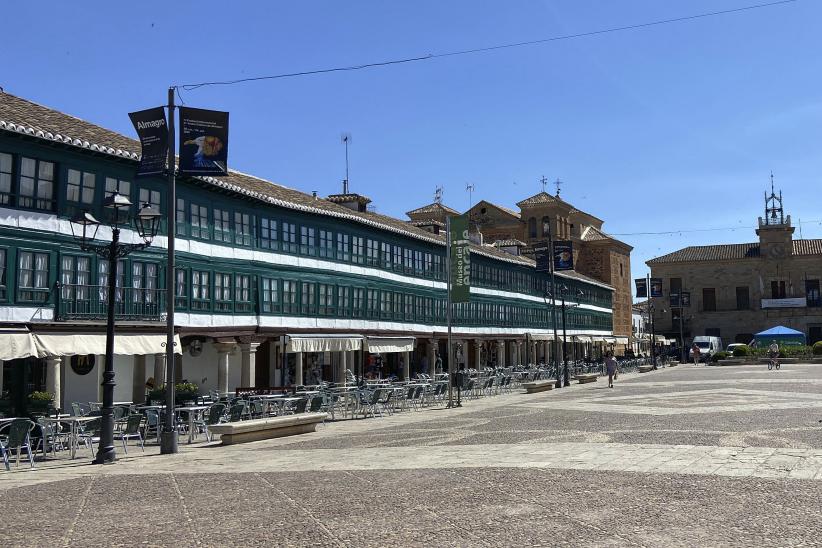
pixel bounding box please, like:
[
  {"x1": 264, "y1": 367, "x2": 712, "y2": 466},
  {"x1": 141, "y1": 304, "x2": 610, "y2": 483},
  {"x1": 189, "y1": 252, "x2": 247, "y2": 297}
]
[{"x1": 3, "y1": 363, "x2": 822, "y2": 546}]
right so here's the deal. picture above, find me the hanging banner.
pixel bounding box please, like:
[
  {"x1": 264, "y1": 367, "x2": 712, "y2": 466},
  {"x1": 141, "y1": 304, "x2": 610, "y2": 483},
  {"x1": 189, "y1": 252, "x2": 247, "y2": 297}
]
[
  {"x1": 553, "y1": 240, "x2": 574, "y2": 271},
  {"x1": 179, "y1": 107, "x2": 229, "y2": 175},
  {"x1": 128, "y1": 107, "x2": 168, "y2": 178},
  {"x1": 650, "y1": 278, "x2": 663, "y2": 297},
  {"x1": 635, "y1": 278, "x2": 648, "y2": 298},
  {"x1": 533, "y1": 241, "x2": 550, "y2": 272},
  {"x1": 449, "y1": 214, "x2": 471, "y2": 303},
  {"x1": 681, "y1": 291, "x2": 691, "y2": 307},
  {"x1": 670, "y1": 292, "x2": 680, "y2": 307}
]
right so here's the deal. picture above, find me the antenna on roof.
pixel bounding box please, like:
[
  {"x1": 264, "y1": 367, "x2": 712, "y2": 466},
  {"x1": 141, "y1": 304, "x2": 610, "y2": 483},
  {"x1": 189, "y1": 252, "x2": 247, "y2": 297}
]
[
  {"x1": 466, "y1": 183, "x2": 475, "y2": 210},
  {"x1": 434, "y1": 186, "x2": 443, "y2": 204},
  {"x1": 340, "y1": 132, "x2": 352, "y2": 193}
]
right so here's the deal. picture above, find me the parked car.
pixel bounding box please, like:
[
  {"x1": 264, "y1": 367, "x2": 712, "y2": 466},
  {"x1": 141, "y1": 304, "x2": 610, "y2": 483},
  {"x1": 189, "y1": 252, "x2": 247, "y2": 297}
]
[
  {"x1": 726, "y1": 343, "x2": 747, "y2": 355},
  {"x1": 689, "y1": 336, "x2": 723, "y2": 362}
]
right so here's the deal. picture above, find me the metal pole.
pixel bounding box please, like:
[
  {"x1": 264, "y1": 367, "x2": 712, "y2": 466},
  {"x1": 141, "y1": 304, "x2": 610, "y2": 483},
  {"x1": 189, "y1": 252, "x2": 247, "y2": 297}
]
[
  {"x1": 93, "y1": 228, "x2": 119, "y2": 464},
  {"x1": 547, "y1": 225, "x2": 560, "y2": 388},
  {"x1": 446, "y1": 216, "x2": 454, "y2": 408},
  {"x1": 160, "y1": 87, "x2": 178, "y2": 454},
  {"x1": 561, "y1": 294, "x2": 569, "y2": 386},
  {"x1": 679, "y1": 297, "x2": 686, "y2": 364},
  {"x1": 648, "y1": 273, "x2": 657, "y2": 368}
]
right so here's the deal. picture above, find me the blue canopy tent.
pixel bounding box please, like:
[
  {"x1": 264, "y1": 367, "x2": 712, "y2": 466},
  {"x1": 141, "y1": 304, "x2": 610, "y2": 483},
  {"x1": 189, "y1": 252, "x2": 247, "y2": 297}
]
[{"x1": 753, "y1": 326, "x2": 806, "y2": 347}]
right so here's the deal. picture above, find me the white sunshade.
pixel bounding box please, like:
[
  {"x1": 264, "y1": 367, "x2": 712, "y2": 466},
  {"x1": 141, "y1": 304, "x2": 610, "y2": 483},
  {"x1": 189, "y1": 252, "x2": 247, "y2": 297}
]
[
  {"x1": 286, "y1": 334, "x2": 363, "y2": 353},
  {"x1": 529, "y1": 333, "x2": 555, "y2": 341},
  {"x1": 0, "y1": 327, "x2": 38, "y2": 361},
  {"x1": 33, "y1": 332, "x2": 182, "y2": 357},
  {"x1": 574, "y1": 336, "x2": 592, "y2": 343},
  {"x1": 615, "y1": 337, "x2": 630, "y2": 345},
  {"x1": 365, "y1": 336, "x2": 416, "y2": 354}
]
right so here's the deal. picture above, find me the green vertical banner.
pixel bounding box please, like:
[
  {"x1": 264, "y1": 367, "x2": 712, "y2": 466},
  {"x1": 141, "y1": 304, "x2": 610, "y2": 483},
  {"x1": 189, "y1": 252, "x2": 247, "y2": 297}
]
[{"x1": 449, "y1": 214, "x2": 471, "y2": 303}]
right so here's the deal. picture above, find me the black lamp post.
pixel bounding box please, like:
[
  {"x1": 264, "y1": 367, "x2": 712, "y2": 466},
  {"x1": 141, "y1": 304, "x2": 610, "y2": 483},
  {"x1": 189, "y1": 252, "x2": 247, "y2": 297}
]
[
  {"x1": 551, "y1": 285, "x2": 586, "y2": 387},
  {"x1": 70, "y1": 193, "x2": 162, "y2": 464}
]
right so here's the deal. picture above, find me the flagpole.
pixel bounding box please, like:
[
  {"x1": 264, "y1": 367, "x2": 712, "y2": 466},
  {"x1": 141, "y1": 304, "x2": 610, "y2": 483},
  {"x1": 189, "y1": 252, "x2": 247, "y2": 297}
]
[
  {"x1": 446, "y1": 216, "x2": 454, "y2": 408},
  {"x1": 160, "y1": 87, "x2": 178, "y2": 454}
]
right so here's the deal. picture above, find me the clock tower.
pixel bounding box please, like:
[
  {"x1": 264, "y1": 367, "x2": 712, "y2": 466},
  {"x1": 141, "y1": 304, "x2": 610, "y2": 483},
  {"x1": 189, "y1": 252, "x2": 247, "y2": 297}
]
[{"x1": 756, "y1": 175, "x2": 794, "y2": 259}]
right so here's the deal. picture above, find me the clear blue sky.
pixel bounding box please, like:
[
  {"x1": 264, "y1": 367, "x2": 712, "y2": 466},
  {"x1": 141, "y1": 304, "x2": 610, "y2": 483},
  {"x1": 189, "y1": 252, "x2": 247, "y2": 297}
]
[{"x1": 3, "y1": 1, "x2": 820, "y2": 297}]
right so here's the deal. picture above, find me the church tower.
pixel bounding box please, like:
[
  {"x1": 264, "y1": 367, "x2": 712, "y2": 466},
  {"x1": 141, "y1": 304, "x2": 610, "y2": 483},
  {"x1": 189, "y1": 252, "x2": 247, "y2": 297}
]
[{"x1": 756, "y1": 173, "x2": 794, "y2": 260}]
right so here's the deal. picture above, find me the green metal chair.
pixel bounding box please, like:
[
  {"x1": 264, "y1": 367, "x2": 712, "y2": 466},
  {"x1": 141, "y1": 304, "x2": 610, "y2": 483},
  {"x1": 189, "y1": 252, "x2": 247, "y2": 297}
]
[{"x1": 113, "y1": 414, "x2": 144, "y2": 454}]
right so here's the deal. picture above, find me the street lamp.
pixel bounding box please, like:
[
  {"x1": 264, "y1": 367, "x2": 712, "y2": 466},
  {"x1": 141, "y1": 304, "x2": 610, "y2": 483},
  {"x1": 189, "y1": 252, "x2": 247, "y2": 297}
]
[
  {"x1": 548, "y1": 285, "x2": 585, "y2": 386},
  {"x1": 70, "y1": 193, "x2": 162, "y2": 464}
]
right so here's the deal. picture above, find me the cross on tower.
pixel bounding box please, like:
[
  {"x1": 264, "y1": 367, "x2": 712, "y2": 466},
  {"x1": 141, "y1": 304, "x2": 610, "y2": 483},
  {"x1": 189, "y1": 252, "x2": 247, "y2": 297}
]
[
  {"x1": 554, "y1": 178, "x2": 563, "y2": 197},
  {"x1": 434, "y1": 186, "x2": 443, "y2": 204},
  {"x1": 540, "y1": 175, "x2": 548, "y2": 193}
]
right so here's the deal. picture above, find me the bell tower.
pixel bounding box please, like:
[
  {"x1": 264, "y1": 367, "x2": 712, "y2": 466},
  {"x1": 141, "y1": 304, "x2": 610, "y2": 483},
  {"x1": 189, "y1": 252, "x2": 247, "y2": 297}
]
[{"x1": 756, "y1": 173, "x2": 794, "y2": 260}]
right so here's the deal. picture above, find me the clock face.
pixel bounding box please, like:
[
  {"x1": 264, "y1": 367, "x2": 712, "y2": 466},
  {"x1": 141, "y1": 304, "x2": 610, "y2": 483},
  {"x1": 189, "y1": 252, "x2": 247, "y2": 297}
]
[{"x1": 769, "y1": 244, "x2": 786, "y2": 259}]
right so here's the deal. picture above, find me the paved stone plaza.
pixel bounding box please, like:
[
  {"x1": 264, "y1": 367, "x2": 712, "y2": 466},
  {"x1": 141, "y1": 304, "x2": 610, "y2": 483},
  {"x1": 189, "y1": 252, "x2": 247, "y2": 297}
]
[{"x1": 3, "y1": 363, "x2": 822, "y2": 546}]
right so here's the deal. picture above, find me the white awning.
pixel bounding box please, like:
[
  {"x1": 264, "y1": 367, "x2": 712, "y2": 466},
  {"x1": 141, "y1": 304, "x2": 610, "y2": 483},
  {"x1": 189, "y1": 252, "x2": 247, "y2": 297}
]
[
  {"x1": 285, "y1": 334, "x2": 363, "y2": 353},
  {"x1": 365, "y1": 336, "x2": 416, "y2": 354},
  {"x1": 573, "y1": 336, "x2": 592, "y2": 343},
  {"x1": 591, "y1": 336, "x2": 607, "y2": 343},
  {"x1": 0, "y1": 327, "x2": 37, "y2": 361},
  {"x1": 615, "y1": 337, "x2": 630, "y2": 345},
  {"x1": 33, "y1": 333, "x2": 182, "y2": 357},
  {"x1": 529, "y1": 333, "x2": 555, "y2": 341},
  {"x1": 604, "y1": 336, "x2": 617, "y2": 343}
]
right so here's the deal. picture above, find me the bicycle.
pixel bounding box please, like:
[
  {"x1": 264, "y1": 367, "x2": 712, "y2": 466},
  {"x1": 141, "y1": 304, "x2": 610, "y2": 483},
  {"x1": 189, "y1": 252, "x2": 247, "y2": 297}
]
[{"x1": 767, "y1": 355, "x2": 780, "y2": 370}]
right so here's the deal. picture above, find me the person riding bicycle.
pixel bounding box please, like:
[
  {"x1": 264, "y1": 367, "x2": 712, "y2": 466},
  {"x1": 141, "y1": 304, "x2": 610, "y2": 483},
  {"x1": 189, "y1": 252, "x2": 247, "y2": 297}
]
[{"x1": 768, "y1": 342, "x2": 780, "y2": 367}]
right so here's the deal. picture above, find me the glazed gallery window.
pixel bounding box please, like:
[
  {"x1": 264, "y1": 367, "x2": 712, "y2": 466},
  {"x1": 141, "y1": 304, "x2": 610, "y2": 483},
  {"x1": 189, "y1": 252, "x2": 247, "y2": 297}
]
[
  {"x1": 97, "y1": 259, "x2": 125, "y2": 302},
  {"x1": 190, "y1": 203, "x2": 209, "y2": 239},
  {"x1": 175, "y1": 268, "x2": 188, "y2": 308},
  {"x1": 175, "y1": 199, "x2": 187, "y2": 236},
  {"x1": 259, "y1": 218, "x2": 279, "y2": 250},
  {"x1": 67, "y1": 169, "x2": 96, "y2": 205},
  {"x1": 319, "y1": 229, "x2": 334, "y2": 259},
  {"x1": 213, "y1": 208, "x2": 231, "y2": 243},
  {"x1": 235, "y1": 274, "x2": 252, "y2": 312},
  {"x1": 138, "y1": 187, "x2": 161, "y2": 210},
  {"x1": 300, "y1": 226, "x2": 316, "y2": 256},
  {"x1": 300, "y1": 282, "x2": 316, "y2": 315},
  {"x1": 20, "y1": 157, "x2": 55, "y2": 211},
  {"x1": 235, "y1": 213, "x2": 251, "y2": 246},
  {"x1": 262, "y1": 278, "x2": 280, "y2": 313},
  {"x1": 318, "y1": 284, "x2": 334, "y2": 316},
  {"x1": 214, "y1": 273, "x2": 233, "y2": 311},
  {"x1": 336, "y1": 233, "x2": 350, "y2": 262},
  {"x1": 282, "y1": 222, "x2": 297, "y2": 253},
  {"x1": 282, "y1": 280, "x2": 298, "y2": 314},
  {"x1": 104, "y1": 177, "x2": 130, "y2": 199},
  {"x1": 18, "y1": 251, "x2": 50, "y2": 302},
  {"x1": 366, "y1": 239, "x2": 379, "y2": 266},
  {"x1": 0, "y1": 152, "x2": 12, "y2": 204},
  {"x1": 352, "y1": 236, "x2": 365, "y2": 264},
  {"x1": 132, "y1": 262, "x2": 158, "y2": 304},
  {"x1": 60, "y1": 255, "x2": 91, "y2": 301},
  {"x1": 191, "y1": 271, "x2": 210, "y2": 310}
]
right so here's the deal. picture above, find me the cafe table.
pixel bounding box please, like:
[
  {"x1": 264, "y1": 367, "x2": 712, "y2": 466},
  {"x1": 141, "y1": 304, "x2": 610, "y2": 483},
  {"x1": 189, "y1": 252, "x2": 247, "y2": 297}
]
[
  {"x1": 175, "y1": 405, "x2": 210, "y2": 444},
  {"x1": 43, "y1": 415, "x2": 101, "y2": 459}
]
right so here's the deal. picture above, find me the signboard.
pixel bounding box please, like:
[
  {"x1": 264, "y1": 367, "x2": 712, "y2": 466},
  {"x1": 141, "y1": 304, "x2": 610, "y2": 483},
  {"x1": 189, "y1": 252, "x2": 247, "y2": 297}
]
[
  {"x1": 670, "y1": 292, "x2": 680, "y2": 307},
  {"x1": 635, "y1": 278, "x2": 647, "y2": 298},
  {"x1": 179, "y1": 107, "x2": 229, "y2": 175},
  {"x1": 553, "y1": 240, "x2": 574, "y2": 271},
  {"x1": 681, "y1": 291, "x2": 691, "y2": 307},
  {"x1": 650, "y1": 278, "x2": 663, "y2": 298},
  {"x1": 449, "y1": 215, "x2": 471, "y2": 303},
  {"x1": 128, "y1": 107, "x2": 168, "y2": 177},
  {"x1": 533, "y1": 242, "x2": 550, "y2": 272},
  {"x1": 761, "y1": 298, "x2": 807, "y2": 309}
]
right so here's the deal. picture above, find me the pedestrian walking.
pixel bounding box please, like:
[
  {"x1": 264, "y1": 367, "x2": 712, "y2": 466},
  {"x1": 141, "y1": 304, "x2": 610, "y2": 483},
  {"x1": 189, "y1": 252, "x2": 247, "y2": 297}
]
[
  {"x1": 605, "y1": 351, "x2": 618, "y2": 388},
  {"x1": 691, "y1": 343, "x2": 701, "y2": 365}
]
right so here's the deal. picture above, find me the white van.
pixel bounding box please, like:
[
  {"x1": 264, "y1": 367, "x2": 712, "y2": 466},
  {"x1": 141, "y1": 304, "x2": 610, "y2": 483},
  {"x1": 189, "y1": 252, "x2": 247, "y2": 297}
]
[{"x1": 689, "y1": 336, "x2": 723, "y2": 362}]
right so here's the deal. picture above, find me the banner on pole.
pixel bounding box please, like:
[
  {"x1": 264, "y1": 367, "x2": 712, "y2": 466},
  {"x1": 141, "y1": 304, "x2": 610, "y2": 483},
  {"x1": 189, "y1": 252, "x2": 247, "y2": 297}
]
[
  {"x1": 635, "y1": 278, "x2": 648, "y2": 298},
  {"x1": 670, "y1": 292, "x2": 680, "y2": 307},
  {"x1": 533, "y1": 241, "x2": 550, "y2": 272},
  {"x1": 553, "y1": 240, "x2": 574, "y2": 271},
  {"x1": 449, "y1": 214, "x2": 471, "y2": 303},
  {"x1": 128, "y1": 107, "x2": 168, "y2": 178},
  {"x1": 179, "y1": 107, "x2": 229, "y2": 175},
  {"x1": 650, "y1": 278, "x2": 663, "y2": 298}
]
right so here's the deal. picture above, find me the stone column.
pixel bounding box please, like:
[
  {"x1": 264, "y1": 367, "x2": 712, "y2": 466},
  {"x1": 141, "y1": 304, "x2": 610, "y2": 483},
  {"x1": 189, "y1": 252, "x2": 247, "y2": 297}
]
[
  {"x1": 153, "y1": 353, "x2": 166, "y2": 386},
  {"x1": 132, "y1": 355, "x2": 147, "y2": 404},
  {"x1": 240, "y1": 342, "x2": 260, "y2": 388},
  {"x1": 517, "y1": 341, "x2": 523, "y2": 366},
  {"x1": 497, "y1": 340, "x2": 505, "y2": 368},
  {"x1": 269, "y1": 342, "x2": 280, "y2": 387},
  {"x1": 45, "y1": 356, "x2": 61, "y2": 409},
  {"x1": 475, "y1": 340, "x2": 482, "y2": 370},
  {"x1": 339, "y1": 351, "x2": 347, "y2": 383},
  {"x1": 403, "y1": 351, "x2": 410, "y2": 380},
  {"x1": 0, "y1": 359, "x2": 4, "y2": 393},
  {"x1": 214, "y1": 341, "x2": 235, "y2": 394},
  {"x1": 295, "y1": 352, "x2": 304, "y2": 386}
]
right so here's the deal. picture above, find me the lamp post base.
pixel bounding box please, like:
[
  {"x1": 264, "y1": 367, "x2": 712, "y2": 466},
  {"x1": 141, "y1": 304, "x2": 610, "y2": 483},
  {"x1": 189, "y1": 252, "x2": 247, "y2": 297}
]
[
  {"x1": 160, "y1": 430, "x2": 178, "y2": 454},
  {"x1": 92, "y1": 445, "x2": 117, "y2": 465}
]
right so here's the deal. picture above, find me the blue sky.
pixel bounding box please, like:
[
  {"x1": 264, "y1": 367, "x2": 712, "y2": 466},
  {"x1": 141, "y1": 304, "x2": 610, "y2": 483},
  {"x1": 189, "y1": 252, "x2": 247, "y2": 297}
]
[{"x1": 3, "y1": 1, "x2": 820, "y2": 296}]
